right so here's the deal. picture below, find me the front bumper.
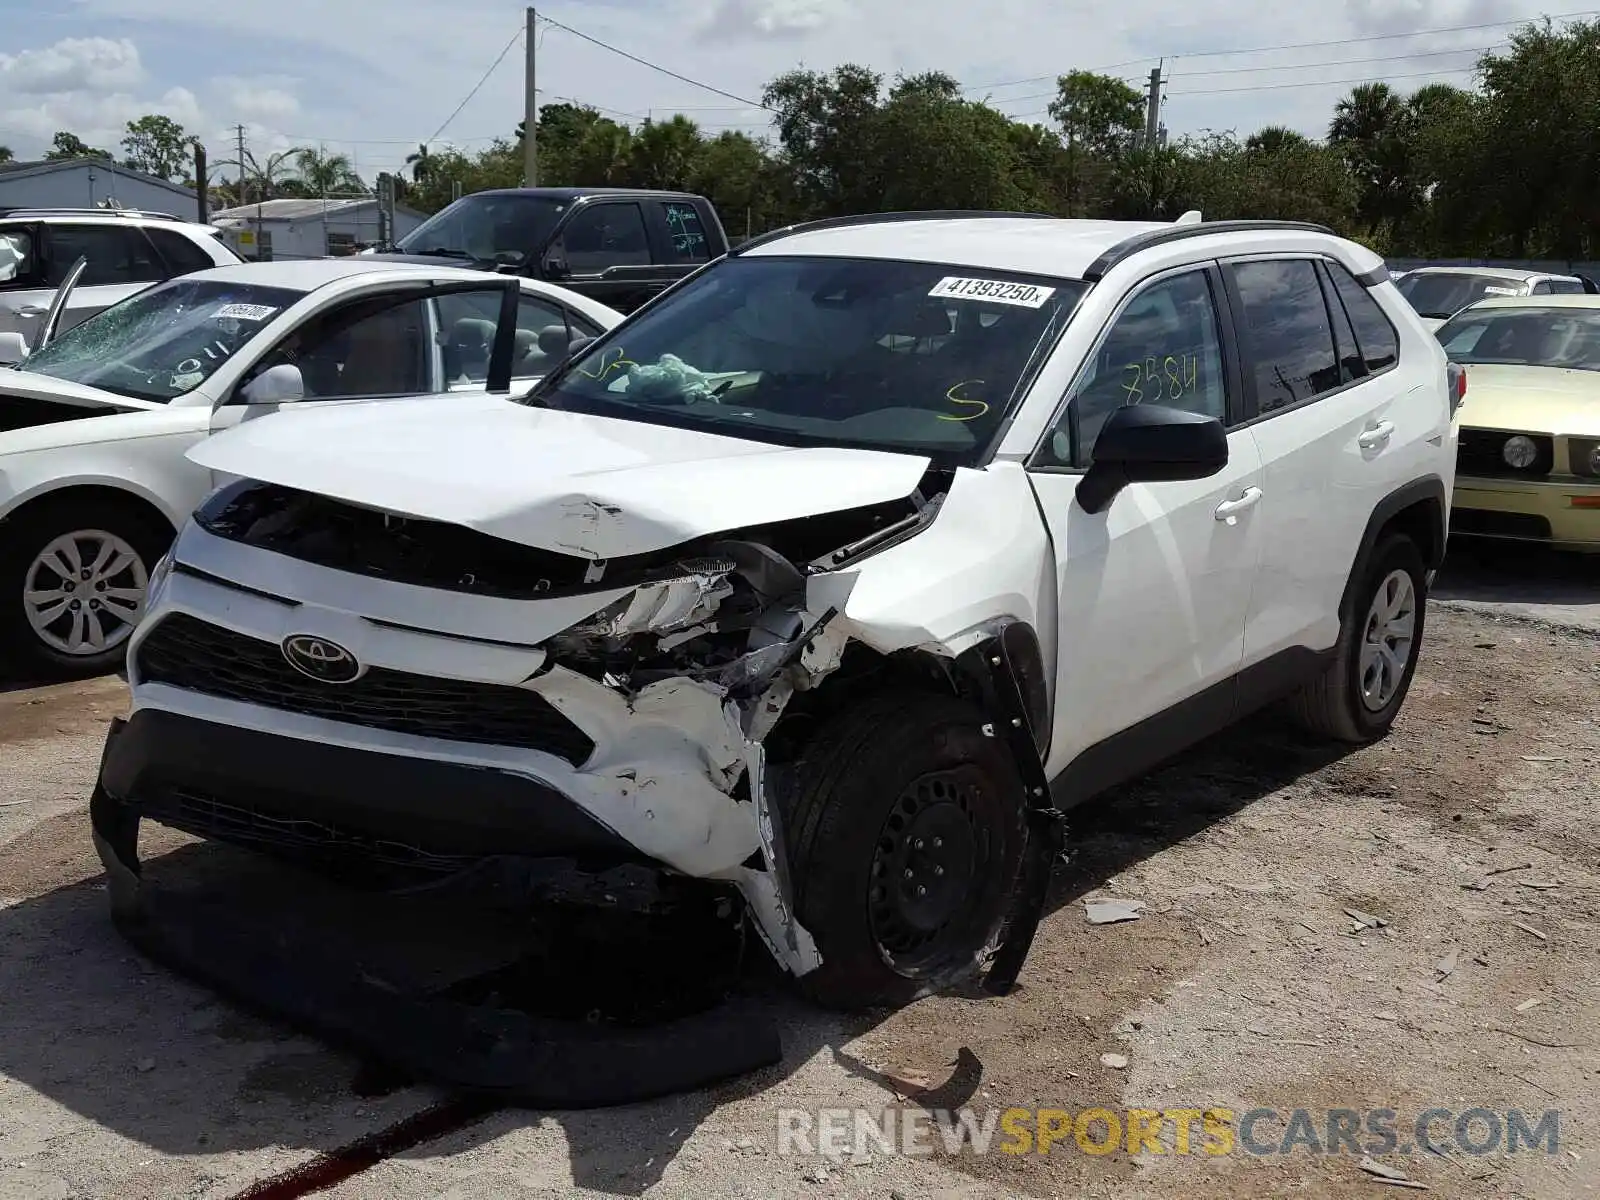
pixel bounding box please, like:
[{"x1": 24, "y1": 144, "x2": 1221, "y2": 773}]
[
  {"x1": 1452, "y1": 474, "x2": 1600, "y2": 550},
  {"x1": 91, "y1": 713, "x2": 784, "y2": 1105}
]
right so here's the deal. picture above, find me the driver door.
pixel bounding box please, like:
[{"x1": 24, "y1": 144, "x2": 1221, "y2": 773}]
[
  {"x1": 1023, "y1": 265, "x2": 1266, "y2": 796},
  {"x1": 209, "y1": 277, "x2": 521, "y2": 436}
]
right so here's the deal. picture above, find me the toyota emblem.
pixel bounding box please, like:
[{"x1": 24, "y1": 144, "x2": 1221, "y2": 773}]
[{"x1": 281, "y1": 634, "x2": 362, "y2": 683}]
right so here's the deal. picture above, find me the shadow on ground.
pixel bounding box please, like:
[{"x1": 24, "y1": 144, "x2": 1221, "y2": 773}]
[
  {"x1": 1433, "y1": 539, "x2": 1599, "y2": 613},
  {"x1": 0, "y1": 715, "x2": 1352, "y2": 1196}
]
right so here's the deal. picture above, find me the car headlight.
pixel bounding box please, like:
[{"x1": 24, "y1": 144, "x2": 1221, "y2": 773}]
[
  {"x1": 1502, "y1": 434, "x2": 1539, "y2": 469},
  {"x1": 1576, "y1": 438, "x2": 1600, "y2": 477}
]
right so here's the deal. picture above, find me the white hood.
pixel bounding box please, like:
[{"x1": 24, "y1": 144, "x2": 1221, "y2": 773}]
[{"x1": 188, "y1": 393, "x2": 932, "y2": 560}]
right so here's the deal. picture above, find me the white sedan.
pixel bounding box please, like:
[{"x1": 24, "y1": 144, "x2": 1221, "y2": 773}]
[{"x1": 0, "y1": 257, "x2": 622, "y2": 677}]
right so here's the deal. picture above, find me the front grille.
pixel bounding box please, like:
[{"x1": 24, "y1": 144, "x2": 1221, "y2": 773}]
[
  {"x1": 1457, "y1": 429, "x2": 1554, "y2": 479},
  {"x1": 136, "y1": 614, "x2": 595, "y2": 764},
  {"x1": 1450, "y1": 509, "x2": 1552, "y2": 539}
]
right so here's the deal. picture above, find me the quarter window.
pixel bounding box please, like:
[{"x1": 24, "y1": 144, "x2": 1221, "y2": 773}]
[
  {"x1": 663, "y1": 201, "x2": 710, "y2": 261},
  {"x1": 1229, "y1": 259, "x2": 1341, "y2": 413},
  {"x1": 1045, "y1": 269, "x2": 1228, "y2": 467},
  {"x1": 146, "y1": 228, "x2": 217, "y2": 275},
  {"x1": 1327, "y1": 261, "x2": 1399, "y2": 373}
]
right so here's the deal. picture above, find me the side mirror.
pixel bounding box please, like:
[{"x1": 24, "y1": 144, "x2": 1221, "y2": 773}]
[
  {"x1": 0, "y1": 331, "x2": 29, "y2": 365},
  {"x1": 240, "y1": 362, "x2": 305, "y2": 405},
  {"x1": 1075, "y1": 404, "x2": 1229, "y2": 515},
  {"x1": 543, "y1": 254, "x2": 570, "y2": 280}
]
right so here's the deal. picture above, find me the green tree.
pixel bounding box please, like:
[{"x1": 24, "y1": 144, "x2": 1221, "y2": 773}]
[
  {"x1": 1048, "y1": 71, "x2": 1146, "y2": 214},
  {"x1": 404, "y1": 143, "x2": 435, "y2": 181},
  {"x1": 120, "y1": 114, "x2": 189, "y2": 180},
  {"x1": 626, "y1": 115, "x2": 703, "y2": 190},
  {"x1": 1329, "y1": 82, "x2": 1419, "y2": 239},
  {"x1": 43, "y1": 131, "x2": 112, "y2": 161},
  {"x1": 763, "y1": 64, "x2": 886, "y2": 217},
  {"x1": 294, "y1": 147, "x2": 365, "y2": 195},
  {"x1": 0, "y1": 146, "x2": 13, "y2": 164}
]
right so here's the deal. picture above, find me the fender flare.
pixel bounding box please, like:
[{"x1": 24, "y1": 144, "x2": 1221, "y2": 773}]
[{"x1": 1337, "y1": 475, "x2": 1448, "y2": 623}]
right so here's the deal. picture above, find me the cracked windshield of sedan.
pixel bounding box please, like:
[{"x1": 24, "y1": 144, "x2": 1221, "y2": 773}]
[
  {"x1": 531, "y1": 256, "x2": 1088, "y2": 460},
  {"x1": 18, "y1": 279, "x2": 302, "y2": 401}
]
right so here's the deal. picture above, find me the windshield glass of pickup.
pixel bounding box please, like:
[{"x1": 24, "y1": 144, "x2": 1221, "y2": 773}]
[
  {"x1": 528, "y1": 255, "x2": 1086, "y2": 463},
  {"x1": 1396, "y1": 272, "x2": 1527, "y2": 318},
  {"x1": 19, "y1": 279, "x2": 304, "y2": 402},
  {"x1": 1437, "y1": 305, "x2": 1600, "y2": 371},
  {"x1": 396, "y1": 193, "x2": 566, "y2": 265}
]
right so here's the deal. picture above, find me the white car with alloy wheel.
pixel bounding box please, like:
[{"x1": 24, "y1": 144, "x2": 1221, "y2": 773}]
[
  {"x1": 93, "y1": 212, "x2": 1458, "y2": 1040},
  {"x1": 0, "y1": 257, "x2": 621, "y2": 678}
]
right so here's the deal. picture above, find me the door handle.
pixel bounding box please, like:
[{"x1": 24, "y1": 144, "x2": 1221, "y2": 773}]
[
  {"x1": 1213, "y1": 486, "x2": 1263, "y2": 524},
  {"x1": 15, "y1": 305, "x2": 47, "y2": 317},
  {"x1": 1358, "y1": 420, "x2": 1396, "y2": 449}
]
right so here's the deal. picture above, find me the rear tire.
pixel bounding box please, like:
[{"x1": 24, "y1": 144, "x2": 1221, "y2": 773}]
[
  {"x1": 1286, "y1": 532, "x2": 1427, "y2": 743},
  {"x1": 780, "y1": 691, "x2": 1028, "y2": 1011},
  {"x1": 0, "y1": 498, "x2": 169, "y2": 680}
]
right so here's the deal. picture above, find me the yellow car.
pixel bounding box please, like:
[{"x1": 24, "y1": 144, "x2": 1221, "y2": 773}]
[{"x1": 1435, "y1": 295, "x2": 1600, "y2": 551}]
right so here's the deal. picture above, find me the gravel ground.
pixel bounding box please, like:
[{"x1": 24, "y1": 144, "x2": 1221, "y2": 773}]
[{"x1": 1, "y1": 548, "x2": 1596, "y2": 1200}]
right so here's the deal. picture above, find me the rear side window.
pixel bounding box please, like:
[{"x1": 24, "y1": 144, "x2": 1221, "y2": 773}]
[
  {"x1": 1546, "y1": 278, "x2": 1586, "y2": 295},
  {"x1": 1229, "y1": 259, "x2": 1340, "y2": 413},
  {"x1": 1327, "y1": 263, "x2": 1399, "y2": 372},
  {"x1": 1317, "y1": 262, "x2": 1364, "y2": 385},
  {"x1": 147, "y1": 228, "x2": 218, "y2": 275},
  {"x1": 663, "y1": 201, "x2": 710, "y2": 261}
]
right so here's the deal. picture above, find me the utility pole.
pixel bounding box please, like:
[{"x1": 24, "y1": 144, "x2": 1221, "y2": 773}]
[
  {"x1": 234, "y1": 124, "x2": 247, "y2": 205},
  {"x1": 1144, "y1": 63, "x2": 1164, "y2": 219},
  {"x1": 523, "y1": 6, "x2": 538, "y2": 187}
]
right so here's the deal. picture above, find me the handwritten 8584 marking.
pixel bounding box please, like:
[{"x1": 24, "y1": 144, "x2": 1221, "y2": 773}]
[{"x1": 1122, "y1": 353, "x2": 1199, "y2": 404}]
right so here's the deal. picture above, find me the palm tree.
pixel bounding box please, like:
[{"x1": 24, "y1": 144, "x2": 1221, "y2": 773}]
[
  {"x1": 239, "y1": 146, "x2": 311, "y2": 203},
  {"x1": 1329, "y1": 83, "x2": 1418, "y2": 235},
  {"x1": 1246, "y1": 126, "x2": 1311, "y2": 154},
  {"x1": 405, "y1": 143, "x2": 434, "y2": 182},
  {"x1": 294, "y1": 147, "x2": 362, "y2": 196}
]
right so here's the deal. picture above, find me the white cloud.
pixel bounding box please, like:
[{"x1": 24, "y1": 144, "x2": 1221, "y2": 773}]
[
  {"x1": 212, "y1": 75, "x2": 302, "y2": 122},
  {"x1": 0, "y1": 37, "x2": 147, "y2": 95},
  {"x1": 701, "y1": 0, "x2": 849, "y2": 40}
]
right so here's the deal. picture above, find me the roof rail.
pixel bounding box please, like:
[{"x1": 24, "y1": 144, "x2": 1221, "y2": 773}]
[
  {"x1": 1082, "y1": 219, "x2": 1338, "y2": 282},
  {"x1": 731, "y1": 209, "x2": 1056, "y2": 256},
  {"x1": 1, "y1": 206, "x2": 184, "y2": 221}
]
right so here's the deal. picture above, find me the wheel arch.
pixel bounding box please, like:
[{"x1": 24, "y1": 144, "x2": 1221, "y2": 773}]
[
  {"x1": 0, "y1": 480, "x2": 181, "y2": 544},
  {"x1": 1337, "y1": 475, "x2": 1448, "y2": 624}
]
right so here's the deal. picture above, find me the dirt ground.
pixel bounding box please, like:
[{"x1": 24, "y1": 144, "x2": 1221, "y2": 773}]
[{"x1": 1, "y1": 557, "x2": 1597, "y2": 1199}]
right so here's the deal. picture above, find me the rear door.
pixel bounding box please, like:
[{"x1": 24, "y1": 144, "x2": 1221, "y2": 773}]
[
  {"x1": 41, "y1": 222, "x2": 169, "y2": 335},
  {"x1": 1228, "y1": 256, "x2": 1412, "y2": 664}
]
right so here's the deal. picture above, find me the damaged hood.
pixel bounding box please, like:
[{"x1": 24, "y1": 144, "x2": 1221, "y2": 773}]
[
  {"x1": 1, "y1": 367, "x2": 166, "y2": 414},
  {"x1": 189, "y1": 393, "x2": 932, "y2": 560}
]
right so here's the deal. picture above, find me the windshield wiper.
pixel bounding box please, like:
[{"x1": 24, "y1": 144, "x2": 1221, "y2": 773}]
[{"x1": 403, "y1": 247, "x2": 472, "y2": 259}]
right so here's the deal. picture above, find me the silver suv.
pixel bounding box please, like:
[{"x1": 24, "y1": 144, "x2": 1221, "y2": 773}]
[{"x1": 0, "y1": 208, "x2": 241, "y2": 352}]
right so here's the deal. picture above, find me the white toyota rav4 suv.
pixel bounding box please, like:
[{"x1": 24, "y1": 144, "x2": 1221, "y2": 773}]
[{"x1": 92, "y1": 213, "x2": 1458, "y2": 1025}]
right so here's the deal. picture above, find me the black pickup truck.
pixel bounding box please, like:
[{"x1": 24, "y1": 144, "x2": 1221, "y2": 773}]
[{"x1": 365, "y1": 187, "x2": 729, "y2": 313}]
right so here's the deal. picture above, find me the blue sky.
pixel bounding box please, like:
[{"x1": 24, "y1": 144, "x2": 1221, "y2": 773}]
[{"x1": 0, "y1": 0, "x2": 1568, "y2": 183}]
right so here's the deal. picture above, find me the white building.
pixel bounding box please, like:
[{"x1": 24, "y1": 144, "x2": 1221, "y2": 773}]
[
  {"x1": 0, "y1": 159, "x2": 200, "y2": 217},
  {"x1": 208, "y1": 197, "x2": 426, "y2": 261}
]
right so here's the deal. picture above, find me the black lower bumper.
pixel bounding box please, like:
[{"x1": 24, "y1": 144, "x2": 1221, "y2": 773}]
[{"x1": 91, "y1": 712, "x2": 783, "y2": 1106}]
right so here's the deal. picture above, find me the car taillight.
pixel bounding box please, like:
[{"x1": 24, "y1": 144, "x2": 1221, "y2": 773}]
[{"x1": 1447, "y1": 361, "x2": 1466, "y2": 414}]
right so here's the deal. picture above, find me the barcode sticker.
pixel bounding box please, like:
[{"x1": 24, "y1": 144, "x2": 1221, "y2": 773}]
[
  {"x1": 213, "y1": 303, "x2": 279, "y2": 321},
  {"x1": 1481, "y1": 286, "x2": 1520, "y2": 296},
  {"x1": 928, "y1": 277, "x2": 1055, "y2": 308}
]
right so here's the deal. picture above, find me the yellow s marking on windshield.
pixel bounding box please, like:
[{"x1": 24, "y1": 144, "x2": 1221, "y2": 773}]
[
  {"x1": 940, "y1": 379, "x2": 990, "y2": 422},
  {"x1": 575, "y1": 345, "x2": 638, "y2": 381}
]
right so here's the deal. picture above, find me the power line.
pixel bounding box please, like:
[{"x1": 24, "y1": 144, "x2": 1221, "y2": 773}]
[
  {"x1": 963, "y1": 8, "x2": 1598, "y2": 92},
  {"x1": 426, "y1": 23, "x2": 524, "y2": 144},
  {"x1": 1171, "y1": 42, "x2": 1504, "y2": 78},
  {"x1": 1171, "y1": 65, "x2": 1479, "y2": 97},
  {"x1": 535, "y1": 13, "x2": 770, "y2": 111}
]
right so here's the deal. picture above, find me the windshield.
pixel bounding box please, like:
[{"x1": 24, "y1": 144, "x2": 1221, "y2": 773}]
[
  {"x1": 19, "y1": 279, "x2": 304, "y2": 402},
  {"x1": 396, "y1": 193, "x2": 567, "y2": 265},
  {"x1": 524, "y1": 255, "x2": 1087, "y2": 465},
  {"x1": 1437, "y1": 305, "x2": 1600, "y2": 371},
  {"x1": 1396, "y1": 272, "x2": 1529, "y2": 318}
]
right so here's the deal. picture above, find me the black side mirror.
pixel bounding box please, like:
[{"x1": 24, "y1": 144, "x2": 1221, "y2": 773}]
[
  {"x1": 543, "y1": 254, "x2": 569, "y2": 280},
  {"x1": 1075, "y1": 404, "x2": 1229, "y2": 515}
]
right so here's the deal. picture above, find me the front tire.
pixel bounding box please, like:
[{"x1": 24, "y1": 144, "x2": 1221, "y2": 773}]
[
  {"x1": 0, "y1": 499, "x2": 169, "y2": 680},
  {"x1": 781, "y1": 691, "x2": 1028, "y2": 1010},
  {"x1": 1286, "y1": 532, "x2": 1428, "y2": 743}
]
